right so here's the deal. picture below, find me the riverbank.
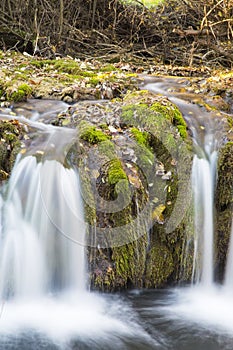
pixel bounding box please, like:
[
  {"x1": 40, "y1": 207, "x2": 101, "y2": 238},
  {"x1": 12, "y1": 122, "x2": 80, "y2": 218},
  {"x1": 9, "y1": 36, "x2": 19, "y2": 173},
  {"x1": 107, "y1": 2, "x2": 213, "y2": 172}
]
[{"x1": 0, "y1": 51, "x2": 232, "y2": 112}]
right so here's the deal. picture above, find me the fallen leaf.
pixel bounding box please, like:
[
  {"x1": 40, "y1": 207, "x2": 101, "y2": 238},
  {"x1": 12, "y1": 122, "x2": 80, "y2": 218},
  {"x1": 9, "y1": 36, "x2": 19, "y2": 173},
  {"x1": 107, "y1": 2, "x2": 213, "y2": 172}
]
[{"x1": 152, "y1": 204, "x2": 166, "y2": 224}]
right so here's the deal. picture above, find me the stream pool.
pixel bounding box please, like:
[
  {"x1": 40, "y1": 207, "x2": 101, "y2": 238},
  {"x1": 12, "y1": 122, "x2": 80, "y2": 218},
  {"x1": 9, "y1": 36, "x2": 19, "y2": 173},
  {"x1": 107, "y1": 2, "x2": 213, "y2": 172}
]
[{"x1": 0, "y1": 289, "x2": 233, "y2": 350}]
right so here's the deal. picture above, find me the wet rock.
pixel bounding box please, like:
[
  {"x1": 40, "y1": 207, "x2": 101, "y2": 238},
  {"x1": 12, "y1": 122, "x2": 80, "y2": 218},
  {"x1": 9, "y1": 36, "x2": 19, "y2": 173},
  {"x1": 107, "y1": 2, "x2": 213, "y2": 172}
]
[
  {"x1": 215, "y1": 142, "x2": 233, "y2": 280},
  {"x1": 62, "y1": 90, "x2": 194, "y2": 291},
  {"x1": 0, "y1": 120, "x2": 24, "y2": 181}
]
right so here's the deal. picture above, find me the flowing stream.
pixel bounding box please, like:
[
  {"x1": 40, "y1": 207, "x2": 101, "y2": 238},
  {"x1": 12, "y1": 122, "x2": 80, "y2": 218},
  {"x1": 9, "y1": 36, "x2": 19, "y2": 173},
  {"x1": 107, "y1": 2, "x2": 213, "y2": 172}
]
[
  {"x1": 142, "y1": 77, "x2": 233, "y2": 345},
  {"x1": 0, "y1": 101, "x2": 156, "y2": 350},
  {"x1": 0, "y1": 77, "x2": 232, "y2": 349}
]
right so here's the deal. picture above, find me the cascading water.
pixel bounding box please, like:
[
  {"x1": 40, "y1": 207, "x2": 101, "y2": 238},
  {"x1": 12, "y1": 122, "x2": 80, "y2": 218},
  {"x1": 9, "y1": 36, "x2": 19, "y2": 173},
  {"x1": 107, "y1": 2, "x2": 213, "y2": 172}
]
[
  {"x1": 0, "y1": 155, "x2": 86, "y2": 299},
  {"x1": 143, "y1": 77, "x2": 221, "y2": 287},
  {"x1": 142, "y1": 77, "x2": 233, "y2": 341},
  {"x1": 0, "y1": 83, "x2": 232, "y2": 349},
  {"x1": 0, "y1": 102, "x2": 156, "y2": 350},
  {"x1": 191, "y1": 143, "x2": 218, "y2": 286}
]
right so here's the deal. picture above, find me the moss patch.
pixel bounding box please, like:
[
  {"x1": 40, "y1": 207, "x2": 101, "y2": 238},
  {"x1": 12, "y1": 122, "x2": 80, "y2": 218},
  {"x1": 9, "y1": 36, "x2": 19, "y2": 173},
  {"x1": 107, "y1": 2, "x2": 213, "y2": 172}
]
[
  {"x1": 107, "y1": 159, "x2": 127, "y2": 185},
  {"x1": 0, "y1": 51, "x2": 138, "y2": 102},
  {"x1": 216, "y1": 142, "x2": 233, "y2": 208},
  {"x1": 79, "y1": 121, "x2": 110, "y2": 144},
  {"x1": 145, "y1": 244, "x2": 174, "y2": 288},
  {"x1": 8, "y1": 83, "x2": 32, "y2": 102},
  {"x1": 216, "y1": 142, "x2": 233, "y2": 279},
  {"x1": 150, "y1": 100, "x2": 187, "y2": 139},
  {"x1": 0, "y1": 120, "x2": 23, "y2": 180}
]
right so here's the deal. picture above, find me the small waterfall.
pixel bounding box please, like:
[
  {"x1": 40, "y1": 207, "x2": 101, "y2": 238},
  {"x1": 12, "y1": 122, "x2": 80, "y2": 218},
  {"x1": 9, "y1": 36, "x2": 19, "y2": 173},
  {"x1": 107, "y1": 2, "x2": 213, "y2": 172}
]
[
  {"x1": 0, "y1": 155, "x2": 86, "y2": 299},
  {"x1": 191, "y1": 148, "x2": 217, "y2": 286}
]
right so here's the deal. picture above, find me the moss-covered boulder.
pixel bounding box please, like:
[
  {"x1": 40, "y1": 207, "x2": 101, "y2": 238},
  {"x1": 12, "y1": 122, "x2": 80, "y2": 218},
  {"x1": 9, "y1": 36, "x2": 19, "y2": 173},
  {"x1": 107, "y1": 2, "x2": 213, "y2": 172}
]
[
  {"x1": 215, "y1": 142, "x2": 233, "y2": 279},
  {"x1": 59, "y1": 90, "x2": 193, "y2": 291}
]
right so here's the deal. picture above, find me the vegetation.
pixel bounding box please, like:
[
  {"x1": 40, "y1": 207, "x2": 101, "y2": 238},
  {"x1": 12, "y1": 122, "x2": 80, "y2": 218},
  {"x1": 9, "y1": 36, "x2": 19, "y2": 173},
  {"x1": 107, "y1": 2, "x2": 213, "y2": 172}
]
[
  {"x1": 79, "y1": 122, "x2": 110, "y2": 144},
  {"x1": 216, "y1": 142, "x2": 233, "y2": 280},
  {"x1": 0, "y1": 120, "x2": 23, "y2": 181},
  {"x1": 0, "y1": 0, "x2": 232, "y2": 67},
  {"x1": 107, "y1": 159, "x2": 128, "y2": 185},
  {"x1": 8, "y1": 83, "x2": 32, "y2": 102},
  {"x1": 0, "y1": 51, "x2": 137, "y2": 102}
]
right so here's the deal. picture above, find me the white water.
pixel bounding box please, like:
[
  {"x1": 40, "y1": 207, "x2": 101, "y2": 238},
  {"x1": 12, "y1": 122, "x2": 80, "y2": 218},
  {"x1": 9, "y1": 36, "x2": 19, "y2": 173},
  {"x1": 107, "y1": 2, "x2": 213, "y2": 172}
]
[
  {"x1": 0, "y1": 156, "x2": 86, "y2": 299},
  {"x1": 191, "y1": 149, "x2": 217, "y2": 286},
  {"x1": 0, "y1": 154, "x2": 155, "y2": 348},
  {"x1": 142, "y1": 77, "x2": 233, "y2": 338},
  {"x1": 0, "y1": 81, "x2": 233, "y2": 347}
]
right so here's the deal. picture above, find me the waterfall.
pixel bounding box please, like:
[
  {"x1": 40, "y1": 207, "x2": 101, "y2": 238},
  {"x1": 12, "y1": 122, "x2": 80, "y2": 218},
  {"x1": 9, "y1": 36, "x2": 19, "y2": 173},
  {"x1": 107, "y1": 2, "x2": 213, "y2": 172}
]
[
  {"x1": 0, "y1": 153, "x2": 152, "y2": 348},
  {"x1": 0, "y1": 155, "x2": 86, "y2": 299},
  {"x1": 191, "y1": 148, "x2": 217, "y2": 286}
]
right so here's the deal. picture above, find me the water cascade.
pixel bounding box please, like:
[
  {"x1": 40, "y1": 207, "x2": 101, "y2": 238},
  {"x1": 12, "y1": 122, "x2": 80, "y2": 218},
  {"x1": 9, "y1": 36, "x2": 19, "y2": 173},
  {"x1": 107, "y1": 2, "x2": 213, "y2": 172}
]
[
  {"x1": 191, "y1": 145, "x2": 218, "y2": 286},
  {"x1": 0, "y1": 104, "x2": 155, "y2": 349},
  {"x1": 142, "y1": 77, "x2": 233, "y2": 340},
  {"x1": 0, "y1": 83, "x2": 232, "y2": 348},
  {"x1": 142, "y1": 77, "x2": 225, "y2": 287},
  {"x1": 0, "y1": 156, "x2": 86, "y2": 299}
]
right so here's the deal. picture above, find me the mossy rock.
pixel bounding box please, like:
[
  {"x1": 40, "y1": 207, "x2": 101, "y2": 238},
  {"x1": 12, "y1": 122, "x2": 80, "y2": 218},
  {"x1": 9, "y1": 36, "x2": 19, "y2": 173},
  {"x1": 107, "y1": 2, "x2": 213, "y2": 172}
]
[
  {"x1": 7, "y1": 83, "x2": 32, "y2": 102},
  {"x1": 63, "y1": 90, "x2": 193, "y2": 291},
  {"x1": 145, "y1": 244, "x2": 174, "y2": 288},
  {"x1": 79, "y1": 121, "x2": 110, "y2": 144},
  {"x1": 111, "y1": 233, "x2": 148, "y2": 289},
  {"x1": 121, "y1": 91, "x2": 188, "y2": 140},
  {"x1": 216, "y1": 142, "x2": 233, "y2": 209},
  {"x1": 0, "y1": 120, "x2": 23, "y2": 180},
  {"x1": 215, "y1": 142, "x2": 233, "y2": 279}
]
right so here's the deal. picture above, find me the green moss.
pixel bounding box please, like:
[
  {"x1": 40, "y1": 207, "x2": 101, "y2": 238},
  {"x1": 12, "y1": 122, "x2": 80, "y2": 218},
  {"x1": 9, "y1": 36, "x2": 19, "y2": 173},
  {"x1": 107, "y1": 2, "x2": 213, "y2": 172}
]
[
  {"x1": 150, "y1": 100, "x2": 187, "y2": 139},
  {"x1": 112, "y1": 238, "x2": 146, "y2": 287},
  {"x1": 98, "y1": 140, "x2": 116, "y2": 159},
  {"x1": 30, "y1": 59, "x2": 56, "y2": 68},
  {"x1": 100, "y1": 64, "x2": 116, "y2": 72},
  {"x1": 177, "y1": 125, "x2": 187, "y2": 139},
  {"x1": 81, "y1": 71, "x2": 98, "y2": 78},
  {"x1": 130, "y1": 127, "x2": 150, "y2": 147},
  {"x1": 145, "y1": 244, "x2": 174, "y2": 288},
  {"x1": 0, "y1": 120, "x2": 23, "y2": 177},
  {"x1": 9, "y1": 83, "x2": 32, "y2": 102},
  {"x1": 107, "y1": 159, "x2": 127, "y2": 185},
  {"x1": 88, "y1": 77, "x2": 100, "y2": 85},
  {"x1": 79, "y1": 121, "x2": 110, "y2": 144},
  {"x1": 130, "y1": 127, "x2": 154, "y2": 168},
  {"x1": 216, "y1": 142, "x2": 233, "y2": 208},
  {"x1": 172, "y1": 109, "x2": 187, "y2": 138},
  {"x1": 121, "y1": 103, "x2": 148, "y2": 126},
  {"x1": 227, "y1": 116, "x2": 233, "y2": 128}
]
